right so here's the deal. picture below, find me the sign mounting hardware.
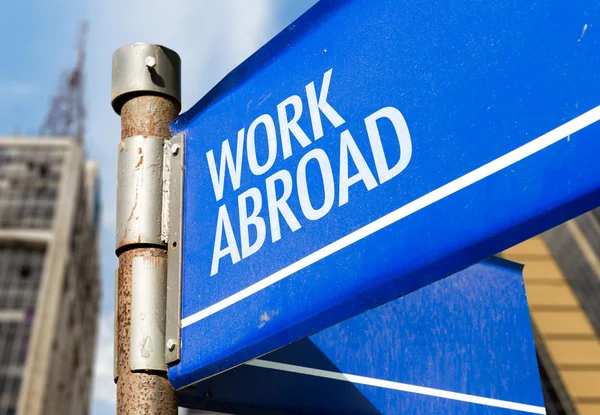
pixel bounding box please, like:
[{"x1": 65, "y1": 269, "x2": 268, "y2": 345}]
[{"x1": 165, "y1": 133, "x2": 185, "y2": 364}]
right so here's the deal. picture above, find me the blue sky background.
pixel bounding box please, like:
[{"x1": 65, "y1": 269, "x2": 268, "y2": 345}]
[{"x1": 0, "y1": 1, "x2": 317, "y2": 413}]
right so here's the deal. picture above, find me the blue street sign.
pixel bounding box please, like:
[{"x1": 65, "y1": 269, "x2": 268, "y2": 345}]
[
  {"x1": 179, "y1": 258, "x2": 546, "y2": 414},
  {"x1": 168, "y1": 0, "x2": 600, "y2": 388}
]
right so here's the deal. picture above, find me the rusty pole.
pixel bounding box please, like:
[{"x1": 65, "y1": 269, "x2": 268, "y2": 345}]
[{"x1": 111, "y1": 44, "x2": 181, "y2": 414}]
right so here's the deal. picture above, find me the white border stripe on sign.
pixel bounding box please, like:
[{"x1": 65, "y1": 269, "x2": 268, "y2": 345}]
[
  {"x1": 182, "y1": 105, "x2": 600, "y2": 328},
  {"x1": 247, "y1": 359, "x2": 547, "y2": 414}
]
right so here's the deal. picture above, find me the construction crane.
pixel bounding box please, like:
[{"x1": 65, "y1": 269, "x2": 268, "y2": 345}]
[{"x1": 38, "y1": 21, "x2": 88, "y2": 141}]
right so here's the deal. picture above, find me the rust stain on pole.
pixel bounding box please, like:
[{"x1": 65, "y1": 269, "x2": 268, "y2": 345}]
[
  {"x1": 121, "y1": 96, "x2": 178, "y2": 141},
  {"x1": 117, "y1": 94, "x2": 178, "y2": 414},
  {"x1": 117, "y1": 248, "x2": 176, "y2": 414}
]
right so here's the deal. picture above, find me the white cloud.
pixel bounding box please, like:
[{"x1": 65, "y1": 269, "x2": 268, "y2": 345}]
[{"x1": 0, "y1": 81, "x2": 35, "y2": 98}]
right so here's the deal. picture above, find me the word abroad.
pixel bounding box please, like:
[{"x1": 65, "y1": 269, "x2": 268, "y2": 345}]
[{"x1": 207, "y1": 69, "x2": 412, "y2": 276}]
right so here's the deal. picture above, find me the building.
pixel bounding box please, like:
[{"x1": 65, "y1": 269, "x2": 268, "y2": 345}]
[
  {"x1": 502, "y1": 213, "x2": 600, "y2": 415},
  {"x1": 0, "y1": 137, "x2": 101, "y2": 415}
]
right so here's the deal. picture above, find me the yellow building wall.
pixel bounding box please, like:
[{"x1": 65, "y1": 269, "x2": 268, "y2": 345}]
[{"x1": 503, "y1": 236, "x2": 600, "y2": 415}]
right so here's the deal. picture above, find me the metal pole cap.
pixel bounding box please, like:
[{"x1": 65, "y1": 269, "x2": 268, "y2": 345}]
[{"x1": 111, "y1": 43, "x2": 181, "y2": 114}]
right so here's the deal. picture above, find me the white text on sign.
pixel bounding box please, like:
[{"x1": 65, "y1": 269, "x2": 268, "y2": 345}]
[{"x1": 207, "y1": 69, "x2": 412, "y2": 276}]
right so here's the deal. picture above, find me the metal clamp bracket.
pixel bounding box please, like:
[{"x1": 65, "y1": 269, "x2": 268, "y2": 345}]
[
  {"x1": 164, "y1": 133, "x2": 184, "y2": 364},
  {"x1": 130, "y1": 256, "x2": 168, "y2": 371},
  {"x1": 116, "y1": 135, "x2": 166, "y2": 250},
  {"x1": 115, "y1": 133, "x2": 184, "y2": 373}
]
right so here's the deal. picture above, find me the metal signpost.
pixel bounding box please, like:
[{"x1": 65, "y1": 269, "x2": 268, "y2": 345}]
[
  {"x1": 179, "y1": 258, "x2": 545, "y2": 414},
  {"x1": 111, "y1": 0, "x2": 600, "y2": 412},
  {"x1": 111, "y1": 44, "x2": 181, "y2": 413},
  {"x1": 166, "y1": 0, "x2": 600, "y2": 390}
]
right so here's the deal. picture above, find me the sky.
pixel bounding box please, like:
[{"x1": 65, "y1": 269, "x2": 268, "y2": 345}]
[{"x1": 0, "y1": 1, "x2": 317, "y2": 413}]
